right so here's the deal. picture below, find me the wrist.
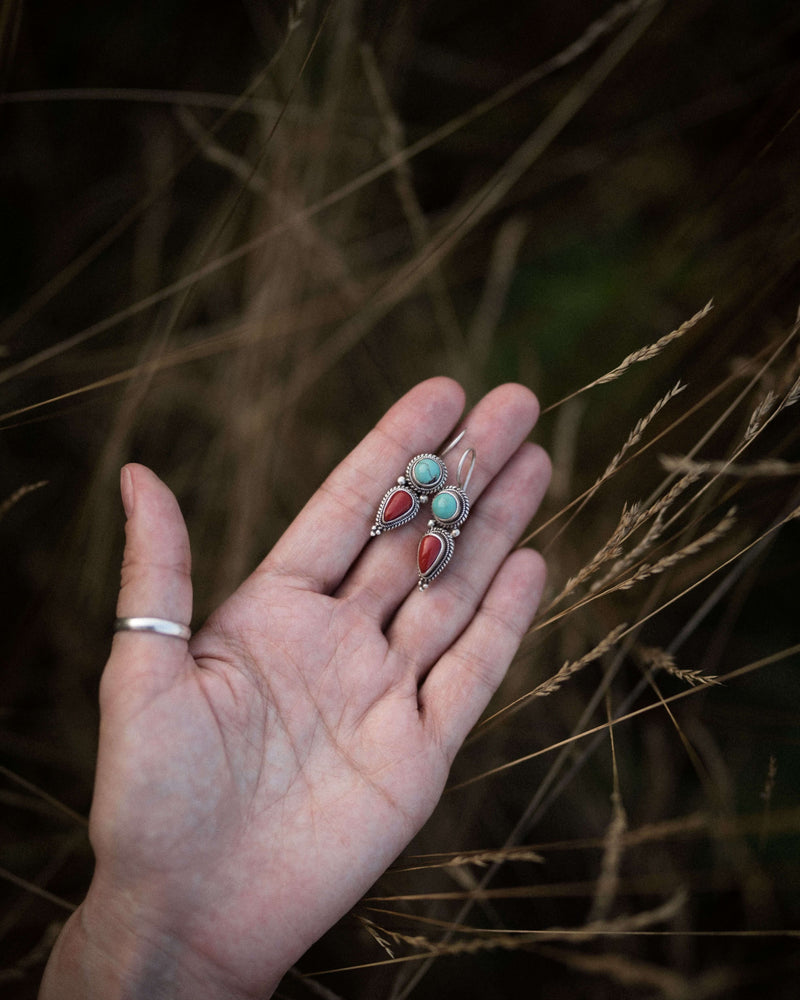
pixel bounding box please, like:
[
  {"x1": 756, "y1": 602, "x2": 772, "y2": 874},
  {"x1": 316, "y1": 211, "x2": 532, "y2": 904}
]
[{"x1": 40, "y1": 878, "x2": 281, "y2": 1000}]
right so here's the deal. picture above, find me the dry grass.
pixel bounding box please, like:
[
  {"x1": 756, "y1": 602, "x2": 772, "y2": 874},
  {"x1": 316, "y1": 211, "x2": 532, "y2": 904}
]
[{"x1": 2, "y1": 1, "x2": 800, "y2": 998}]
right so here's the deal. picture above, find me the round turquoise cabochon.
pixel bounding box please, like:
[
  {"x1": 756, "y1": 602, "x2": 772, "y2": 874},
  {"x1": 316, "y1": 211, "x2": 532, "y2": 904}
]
[
  {"x1": 413, "y1": 458, "x2": 441, "y2": 485},
  {"x1": 432, "y1": 490, "x2": 459, "y2": 521}
]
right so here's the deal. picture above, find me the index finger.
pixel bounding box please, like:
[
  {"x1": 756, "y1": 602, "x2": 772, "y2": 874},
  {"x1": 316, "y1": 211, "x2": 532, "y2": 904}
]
[{"x1": 259, "y1": 377, "x2": 466, "y2": 592}]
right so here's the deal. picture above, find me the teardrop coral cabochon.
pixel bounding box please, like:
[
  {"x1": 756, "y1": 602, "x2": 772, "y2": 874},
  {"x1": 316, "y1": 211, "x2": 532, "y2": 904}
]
[
  {"x1": 418, "y1": 532, "x2": 447, "y2": 576},
  {"x1": 382, "y1": 487, "x2": 415, "y2": 525}
]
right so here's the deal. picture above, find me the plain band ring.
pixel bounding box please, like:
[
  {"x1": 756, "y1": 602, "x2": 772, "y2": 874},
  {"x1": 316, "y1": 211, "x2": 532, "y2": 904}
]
[{"x1": 114, "y1": 617, "x2": 191, "y2": 641}]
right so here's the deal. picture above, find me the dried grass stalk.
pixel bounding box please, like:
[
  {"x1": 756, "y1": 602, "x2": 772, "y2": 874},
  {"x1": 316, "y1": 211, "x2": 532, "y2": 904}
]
[
  {"x1": 558, "y1": 506, "x2": 639, "y2": 600},
  {"x1": 593, "y1": 303, "x2": 712, "y2": 386},
  {"x1": 393, "y1": 846, "x2": 545, "y2": 873},
  {"x1": 761, "y1": 756, "x2": 778, "y2": 805},
  {"x1": 0, "y1": 481, "x2": 48, "y2": 524},
  {"x1": 617, "y1": 507, "x2": 737, "y2": 590},
  {"x1": 530, "y1": 624, "x2": 628, "y2": 700},
  {"x1": 588, "y1": 790, "x2": 628, "y2": 924},
  {"x1": 781, "y1": 374, "x2": 800, "y2": 409},
  {"x1": 544, "y1": 302, "x2": 712, "y2": 413},
  {"x1": 661, "y1": 455, "x2": 800, "y2": 478},
  {"x1": 532, "y1": 940, "x2": 730, "y2": 1000},
  {"x1": 547, "y1": 383, "x2": 688, "y2": 608},
  {"x1": 355, "y1": 891, "x2": 688, "y2": 963},
  {"x1": 597, "y1": 380, "x2": 687, "y2": 486},
  {"x1": 745, "y1": 390, "x2": 778, "y2": 441},
  {"x1": 441, "y1": 849, "x2": 544, "y2": 869},
  {"x1": 360, "y1": 917, "x2": 397, "y2": 958},
  {"x1": 636, "y1": 645, "x2": 720, "y2": 687},
  {"x1": 759, "y1": 755, "x2": 778, "y2": 848},
  {"x1": 628, "y1": 471, "x2": 701, "y2": 534},
  {"x1": 590, "y1": 472, "x2": 703, "y2": 593}
]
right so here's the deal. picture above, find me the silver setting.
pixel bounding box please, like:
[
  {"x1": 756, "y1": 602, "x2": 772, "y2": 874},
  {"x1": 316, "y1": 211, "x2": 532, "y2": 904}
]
[
  {"x1": 417, "y1": 447, "x2": 477, "y2": 591},
  {"x1": 417, "y1": 528, "x2": 455, "y2": 590},
  {"x1": 114, "y1": 617, "x2": 191, "y2": 640},
  {"x1": 405, "y1": 453, "x2": 448, "y2": 495},
  {"x1": 371, "y1": 485, "x2": 420, "y2": 536},
  {"x1": 369, "y1": 428, "x2": 467, "y2": 538}
]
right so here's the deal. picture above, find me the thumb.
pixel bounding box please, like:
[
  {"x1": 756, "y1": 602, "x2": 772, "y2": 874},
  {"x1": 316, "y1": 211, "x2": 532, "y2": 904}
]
[{"x1": 107, "y1": 464, "x2": 194, "y2": 694}]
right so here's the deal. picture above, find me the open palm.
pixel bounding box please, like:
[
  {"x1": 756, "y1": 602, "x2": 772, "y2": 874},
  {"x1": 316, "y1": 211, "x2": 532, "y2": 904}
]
[{"x1": 66, "y1": 379, "x2": 550, "y2": 999}]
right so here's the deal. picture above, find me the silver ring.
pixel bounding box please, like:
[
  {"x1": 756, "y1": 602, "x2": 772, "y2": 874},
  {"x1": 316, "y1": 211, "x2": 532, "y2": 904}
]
[{"x1": 114, "y1": 617, "x2": 191, "y2": 641}]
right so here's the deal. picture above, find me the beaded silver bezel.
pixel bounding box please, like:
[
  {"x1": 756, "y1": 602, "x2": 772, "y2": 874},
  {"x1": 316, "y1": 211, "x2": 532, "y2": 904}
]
[
  {"x1": 405, "y1": 453, "x2": 448, "y2": 495},
  {"x1": 370, "y1": 484, "x2": 421, "y2": 536}
]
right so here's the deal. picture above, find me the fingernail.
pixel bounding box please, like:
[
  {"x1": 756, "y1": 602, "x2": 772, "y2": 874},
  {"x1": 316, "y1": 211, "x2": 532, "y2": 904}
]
[{"x1": 120, "y1": 466, "x2": 134, "y2": 519}]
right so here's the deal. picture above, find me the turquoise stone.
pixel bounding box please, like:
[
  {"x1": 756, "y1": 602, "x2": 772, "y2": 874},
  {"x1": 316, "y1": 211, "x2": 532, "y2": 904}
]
[
  {"x1": 432, "y1": 490, "x2": 459, "y2": 521},
  {"x1": 413, "y1": 458, "x2": 441, "y2": 485}
]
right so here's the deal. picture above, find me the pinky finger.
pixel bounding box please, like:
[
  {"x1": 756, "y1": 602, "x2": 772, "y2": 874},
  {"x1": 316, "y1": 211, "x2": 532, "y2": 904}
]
[{"x1": 419, "y1": 548, "x2": 546, "y2": 765}]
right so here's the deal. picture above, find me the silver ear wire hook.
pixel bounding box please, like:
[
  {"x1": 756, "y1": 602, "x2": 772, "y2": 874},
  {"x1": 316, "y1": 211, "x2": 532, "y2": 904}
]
[
  {"x1": 440, "y1": 428, "x2": 466, "y2": 457},
  {"x1": 457, "y1": 447, "x2": 476, "y2": 494},
  {"x1": 417, "y1": 446, "x2": 477, "y2": 591}
]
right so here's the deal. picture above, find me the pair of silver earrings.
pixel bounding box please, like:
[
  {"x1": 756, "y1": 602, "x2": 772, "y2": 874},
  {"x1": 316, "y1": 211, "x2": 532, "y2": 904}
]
[{"x1": 370, "y1": 430, "x2": 476, "y2": 590}]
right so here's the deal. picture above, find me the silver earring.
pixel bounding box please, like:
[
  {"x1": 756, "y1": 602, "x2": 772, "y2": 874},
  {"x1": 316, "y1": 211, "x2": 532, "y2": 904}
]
[
  {"x1": 417, "y1": 447, "x2": 476, "y2": 590},
  {"x1": 370, "y1": 429, "x2": 466, "y2": 537}
]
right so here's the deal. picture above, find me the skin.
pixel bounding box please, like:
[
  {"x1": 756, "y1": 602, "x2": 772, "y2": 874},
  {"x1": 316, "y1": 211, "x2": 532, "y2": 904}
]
[{"x1": 40, "y1": 378, "x2": 551, "y2": 999}]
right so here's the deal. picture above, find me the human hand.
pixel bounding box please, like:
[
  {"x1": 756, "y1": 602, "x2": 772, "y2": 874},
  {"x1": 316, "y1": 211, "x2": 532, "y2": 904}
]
[{"x1": 40, "y1": 378, "x2": 550, "y2": 999}]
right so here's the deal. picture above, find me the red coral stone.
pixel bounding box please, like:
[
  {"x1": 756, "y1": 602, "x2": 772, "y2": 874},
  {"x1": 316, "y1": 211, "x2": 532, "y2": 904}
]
[
  {"x1": 418, "y1": 533, "x2": 444, "y2": 575},
  {"x1": 383, "y1": 488, "x2": 414, "y2": 524}
]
